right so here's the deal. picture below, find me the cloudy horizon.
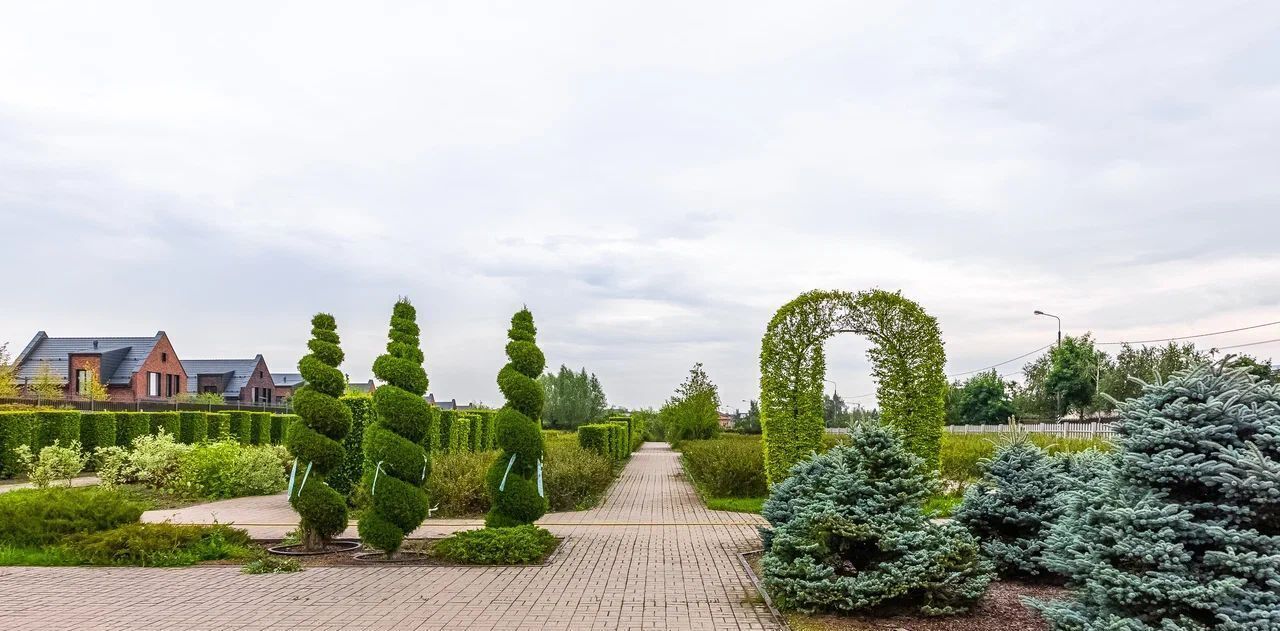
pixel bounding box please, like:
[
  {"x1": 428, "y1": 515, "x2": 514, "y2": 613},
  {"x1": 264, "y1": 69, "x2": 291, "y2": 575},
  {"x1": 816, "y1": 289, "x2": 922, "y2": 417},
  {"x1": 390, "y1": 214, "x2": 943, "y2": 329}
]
[{"x1": 2, "y1": 2, "x2": 1278, "y2": 410}]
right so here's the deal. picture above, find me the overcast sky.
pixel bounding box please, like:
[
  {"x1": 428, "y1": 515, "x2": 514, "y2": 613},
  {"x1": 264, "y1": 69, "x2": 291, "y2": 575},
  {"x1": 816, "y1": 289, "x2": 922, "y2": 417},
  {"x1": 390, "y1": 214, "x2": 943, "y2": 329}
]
[{"x1": 2, "y1": 2, "x2": 1278, "y2": 410}]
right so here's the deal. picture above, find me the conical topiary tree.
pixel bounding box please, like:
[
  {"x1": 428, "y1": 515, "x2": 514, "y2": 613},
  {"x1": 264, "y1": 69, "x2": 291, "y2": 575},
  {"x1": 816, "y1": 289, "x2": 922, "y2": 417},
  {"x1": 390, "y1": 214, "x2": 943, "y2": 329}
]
[
  {"x1": 485, "y1": 307, "x2": 547, "y2": 527},
  {"x1": 1037, "y1": 361, "x2": 1280, "y2": 629},
  {"x1": 285, "y1": 313, "x2": 353, "y2": 551},
  {"x1": 761, "y1": 421, "x2": 992, "y2": 616},
  {"x1": 359, "y1": 299, "x2": 433, "y2": 557},
  {"x1": 954, "y1": 433, "x2": 1069, "y2": 578}
]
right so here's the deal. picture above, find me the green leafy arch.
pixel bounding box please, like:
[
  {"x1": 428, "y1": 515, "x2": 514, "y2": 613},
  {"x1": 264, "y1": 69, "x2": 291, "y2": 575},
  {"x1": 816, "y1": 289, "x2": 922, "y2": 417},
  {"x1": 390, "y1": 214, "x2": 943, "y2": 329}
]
[{"x1": 759, "y1": 289, "x2": 947, "y2": 484}]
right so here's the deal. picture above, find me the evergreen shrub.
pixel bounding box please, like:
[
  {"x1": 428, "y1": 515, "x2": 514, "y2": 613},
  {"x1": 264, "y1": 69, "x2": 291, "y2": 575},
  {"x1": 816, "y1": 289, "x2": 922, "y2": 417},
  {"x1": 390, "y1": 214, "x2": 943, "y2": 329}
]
[
  {"x1": 485, "y1": 308, "x2": 548, "y2": 527},
  {"x1": 37, "y1": 411, "x2": 80, "y2": 448},
  {"x1": 66, "y1": 522, "x2": 253, "y2": 566},
  {"x1": 79, "y1": 412, "x2": 117, "y2": 456},
  {"x1": 149, "y1": 412, "x2": 180, "y2": 439},
  {"x1": 1035, "y1": 363, "x2": 1280, "y2": 628},
  {"x1": 0, "y1": 486, "x2": 146, "y2": 546},
  {"x1": 177, "y1": 412, "x2": 207, "y2": 444},
  {"x1": 761, "y1": 421, "x2": 992, "y2": 616},
  {"x1": 468, "y1": 415, "x2": 483, "y2": 452},
  {"x1": 270, "y1": 414, "x2": 295, "y2": 445},
  {"x1": 205, "y1": 413, "x2": 229, "y2": 441},
  {"x1": 225, "y1": 411, "x2": 252, "y2": 444},
  {"x1": 432, "y1": 525, "x2": 557, "y2": 565},
  {"x1": 328, "y1": 396, "x2": 370, "y2": 500},
  {"x1": 577, "y1": 424, "x2": 611, "y2": 459},
  {"x1": 249, "y1": 412, "x2": 271, "y2": 445},
  {"x1": 0, "y1": 411, "x2": 38, "y2": 477}
]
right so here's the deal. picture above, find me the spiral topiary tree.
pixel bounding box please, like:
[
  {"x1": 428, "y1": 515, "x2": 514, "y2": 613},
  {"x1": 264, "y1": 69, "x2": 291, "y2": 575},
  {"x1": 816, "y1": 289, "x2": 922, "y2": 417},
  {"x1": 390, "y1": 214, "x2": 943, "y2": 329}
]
[
  {"x1": 760, "y1": 289, "x2": 946, "y2": 484},
  {"x1": 285, "y1": 313, "x2": 353, "y2": 551},
  {"x1": 486, "y1": 307, "x2": 548, "y2": 527},
  {"x1": 358, "y1": 299, "x2": 433, "y2": 558}
]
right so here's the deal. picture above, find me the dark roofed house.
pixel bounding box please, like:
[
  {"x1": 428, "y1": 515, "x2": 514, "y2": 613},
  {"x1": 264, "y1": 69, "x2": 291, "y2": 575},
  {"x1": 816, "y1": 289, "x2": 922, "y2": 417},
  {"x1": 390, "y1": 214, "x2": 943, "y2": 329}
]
[
  {"x1": 273, "y1": 372, "x2": 304, "y2": 404},
  {"x1": 14, "y1": 331, "x2": 187, "y2": 402},
  {"x1": 425, "y1": 393, "x2": 472, "y2": 411},
  {"x1": 182, "y1": 355, "x2": 276, "y2": 404},
  {"x1": 347, "y1": 379, "x2": 377, "y2": 395}
]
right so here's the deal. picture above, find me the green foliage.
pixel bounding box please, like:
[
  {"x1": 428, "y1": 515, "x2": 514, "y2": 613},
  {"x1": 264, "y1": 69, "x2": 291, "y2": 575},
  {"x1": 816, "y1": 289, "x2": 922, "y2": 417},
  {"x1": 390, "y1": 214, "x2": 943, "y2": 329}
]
[
  {"x1": 225, "y1": 411, "x2": 252, "y2": 444},
  {"x1": 66, "y1": 522, "x2": 253, "y2": 566},
  {"x1": 467, "y1": 415, "x2": 483, "y2": 451},
  {"x1": 705, "y1": 496, "x2": 765, "y2": 513},
  {"x1": 37, "y1": 411, "x2": 80, "y2": 449},
  {"x1": 248, "y1": 412, "x2": 271, "y2": 445},
  {"x1": 432, "y1": 525, "x2": 557, "y2": 565},
  {"x1": 328, "y1": 396, "x2": 370, "y2": 500},
  {"x1": 1045, "y1": 335, "x2": 1103, "y2": 419},
  {"x1": 427, "y1": 450, "x2": 499, "y2": 517},
  {"x1": 0, "y1": 411, "x2": 39, "y2": 477},
  {"x1": 242, "y1": 555, "x2": 302, "y2": 574},
  {"x1": 175, "y1": 441, "x2": 287, "y2": 499},
  {"x1": 761, "y1": 421, "x2": 992, "y2": 616},
  {"x1": 472, "y1": 409, "x2": 496, "y2": 450},
  {"x1": 938, "y1": 432, "x2": 1109, "y2": 485},
  {"x1": 680, "y1": 436, "x2": 767, "y2": 498},
  {"x1": 28, "y1": 360, "x2": 64, "y2": 402},
  {"x1": 609, "y1": 422, "x2": 628, "y2": 459},
  {"x1": 360, "y1": 299, "x2": 431, "y2": 556},
  {"x1": 148, "y1": 411, "x2": 179, "y2": 439},
  {"x1": 270, "y1": 414, "x2": 293, "y2": 445},
  {"x1": 1035, "y1": 362, "x2": 1280, "y2": 629},
  {"x1": 177, "y1": 412, "x2": 207, "y2": 444},
  {"x1": 13, "y1": 441, "x2": 86, "y2": 487},
  {"x1": 1096, "y1": 341, "x2": 1205, "y2": 406},
  {"x1": 0, "y1": 486, "x2": 145, "y2": 546},
  {"x1": 538, "y1": 365, "x2": 608, "y2": 429},
  {"x1": 115, "y1": 412, "x2": 151, "y2": 447},
  {"x1": 576, "y1": 424, "x2": 612, "y2": 459},
  {"x1": 128, "y1": 431, "x2": 191, "y2": 489},
  {"x1": 946, "y1": 371, "x2": 1016, "y2": 425},
  {"x1": 760, "y1": 290, "x2": 946, "y2": 484},
  {"x1": 486, "y1": 308, "x2": 548, "y2": 527},
  {"x1": 0, "y1": 343, "x2": 17, "y2": 399},
  {"x1": 543, "y1": 432, "x2": 614, "y2": 511},
  {"x1": 659, "y1": 363, "x2": 721, "y2": 444},
  {"x1": 287, "y1": 313, "x2": 353, "y2": 551},
  {"x1": 736, "y1": 399, "x2": 762, "y2": 434},
  {"x1": 953, "y1": 434, "x2": 1071, "y2": 577},
  {"x1": 78, "y1": 412, "x2": 116, "y2": 455}
]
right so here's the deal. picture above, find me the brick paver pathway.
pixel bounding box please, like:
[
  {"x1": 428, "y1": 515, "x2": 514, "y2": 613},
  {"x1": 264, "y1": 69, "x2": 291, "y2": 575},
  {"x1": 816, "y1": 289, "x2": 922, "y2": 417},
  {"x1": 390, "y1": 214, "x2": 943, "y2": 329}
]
[{"x1": 0, "y1": 443, "x2": 778, "y2": 630}]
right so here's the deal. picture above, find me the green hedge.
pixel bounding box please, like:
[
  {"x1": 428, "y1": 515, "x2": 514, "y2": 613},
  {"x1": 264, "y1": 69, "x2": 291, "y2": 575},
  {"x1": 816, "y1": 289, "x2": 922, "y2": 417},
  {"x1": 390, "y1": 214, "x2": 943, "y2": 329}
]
[
  {"x1": 37, "y1": 411, "x2": 81, "y2": 448},
  {"x1": 609, "y1": 422, "x2": 628, "y2": 460},
  {"x1": 0, "y1": 412, "x2": 39, "y2": 477},
  {"x1": 472, "y1": 410, "x2": 496, "y2": 450},
  {"x1": 178, "y1": 412, "x2": 208, "y2": 444},
  {"x1": 225, "y1": 411, "x2": 252, "y2": 444},
  {"x1": 149, "y1": 412, "x2": 180, "y2": 438},
  {"x1": 441, "y1": 410, "x2": 473, "y2": 453},
  {"x1": 329, "y1": 396, "x2": 370, "y2": 499},
  {"x1": 205, "y1": 413, "x2": 229, "y2": 441},
  {"x1": 577, "y1": 424, "x2": 612, "y2": 459},
  {"x1": 271, "y1": 414, "x2": 295, "y2": 445},
  {"x1": 79, "y1": 412, "x2": 116, "y2": 453},
  {"x1": 250, "y1": 412, "x2": 271, "y2": 445},
  {"x1": 467, "y1": 414, "x2": 483, "y2": 452},
  {"x1": 115, "y1": 412, "x2": 150, "y2": 448}
]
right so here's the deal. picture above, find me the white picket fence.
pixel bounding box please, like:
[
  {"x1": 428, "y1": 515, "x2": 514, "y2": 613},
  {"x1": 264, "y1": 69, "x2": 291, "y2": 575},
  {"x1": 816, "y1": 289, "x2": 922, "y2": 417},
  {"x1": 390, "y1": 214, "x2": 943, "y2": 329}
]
[{"x1": 945, "y1": 421, "x2": 1115, "y2": 439}]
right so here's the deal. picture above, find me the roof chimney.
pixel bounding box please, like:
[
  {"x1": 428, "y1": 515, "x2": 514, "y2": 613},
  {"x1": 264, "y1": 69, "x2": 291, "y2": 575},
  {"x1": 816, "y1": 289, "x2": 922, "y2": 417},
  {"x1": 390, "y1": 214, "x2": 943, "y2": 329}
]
[{"x1": 93, "y1": 340, "x2": 99, "y2": 349}]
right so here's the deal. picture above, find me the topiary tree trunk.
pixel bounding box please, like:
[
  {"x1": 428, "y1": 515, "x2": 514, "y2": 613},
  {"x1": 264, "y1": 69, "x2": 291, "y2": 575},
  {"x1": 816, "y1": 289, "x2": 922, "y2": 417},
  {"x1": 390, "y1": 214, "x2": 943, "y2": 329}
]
[
  {"x1": 358, "y1": 299, "x2": 433, "y2": 558},
  {"x1": 485, "y1": 308, "x2": 548, "y2": 527},
  {"x1": 285, "y1": 314, "x2": 352, "y2": 552}
]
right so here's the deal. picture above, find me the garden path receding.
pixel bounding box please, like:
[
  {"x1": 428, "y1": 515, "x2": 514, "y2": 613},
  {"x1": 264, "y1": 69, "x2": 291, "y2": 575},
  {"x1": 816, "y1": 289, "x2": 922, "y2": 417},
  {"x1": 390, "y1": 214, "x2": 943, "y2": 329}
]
[{"x1": 0, "y1": 442, "x2": 778, "y2": 631}]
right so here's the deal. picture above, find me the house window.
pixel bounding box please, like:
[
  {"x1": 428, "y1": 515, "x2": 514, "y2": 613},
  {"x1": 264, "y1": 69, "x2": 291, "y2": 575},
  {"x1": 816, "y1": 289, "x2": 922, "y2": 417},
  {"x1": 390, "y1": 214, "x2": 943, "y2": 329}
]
[
  {"x1": 203, "y1": 385, "x2": 217, "y2": 394},
  {"x1": 76, "y1": 369, "x2": 88, "y2": 395},
  {"x1": 258, "y1": 371, "x2": 263, "y2": 378},
  {"x1": 161, "y1": 352, "x2": 167, "y2": 363},
  {"x1": 148, "y1": 372, "x2": 160, "y2": 397}
]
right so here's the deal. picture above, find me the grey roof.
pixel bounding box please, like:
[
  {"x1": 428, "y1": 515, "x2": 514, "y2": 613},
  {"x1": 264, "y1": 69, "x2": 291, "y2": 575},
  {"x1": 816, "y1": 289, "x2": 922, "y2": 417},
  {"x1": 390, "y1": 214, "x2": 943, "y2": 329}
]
[
  {"x1": 273, "y1": 373, "x2": 304, "y2": 387},
  {"x1": 14, "y1": 331, "x2": 166, "y2": 385},
  {"x1": 348, "y1": 380, "x2": 376, "y2": 394},
  {"x1": 182, "y1": 356, "x2": 263, "y2": 396}
]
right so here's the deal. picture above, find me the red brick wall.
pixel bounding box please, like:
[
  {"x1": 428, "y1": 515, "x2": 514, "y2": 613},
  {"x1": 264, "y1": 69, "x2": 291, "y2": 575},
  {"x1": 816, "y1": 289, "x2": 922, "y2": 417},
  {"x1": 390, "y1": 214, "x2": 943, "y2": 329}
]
[
  {"x1": 67, "y1": 354, "x2": 104, "y2": 399},
  {"x1": 236, "y1": 357, "x2": 276, "y2": 403},
  {"x1": 127, "y1": 334, "x2": 187, "y2": 401}
]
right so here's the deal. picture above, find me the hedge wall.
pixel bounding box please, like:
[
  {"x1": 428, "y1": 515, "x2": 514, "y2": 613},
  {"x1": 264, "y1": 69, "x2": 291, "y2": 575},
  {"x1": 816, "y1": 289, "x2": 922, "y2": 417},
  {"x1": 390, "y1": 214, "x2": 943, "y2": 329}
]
[
  {"x1": 471, "y1": 410, "x2": 496, "y2": 450},
  {"x1": 578, "y1": 424, "x2": 612, "y2": 459},
  {"x1": 178, "y1": 412, "x2": 208, "y2": 444},
  {"x1": 116, "y1": 412, "x2": 150, "y2": 447},
  {"x1": 441, "y1": 410, "x2": 473, "y2": 453},
  {"x1": 225, "y1": 411, "x2": 252, "y2": 444},
  {"x1": 609, "y1": 422, "x2": 628, "y2": 460},
  {"x1": 329, "y1": 396, "x2": 371, "y2": 499},
  {"x1": 37, "y1": 411, "x2": 80, "y2": 448},
  {"x1": 467, "y1": 414, "x2": 483, "y2": 452},
  {"x1": 250, "y1": 412, "x2": 271, "y2": 445},
  {"x1": 150, "y1": 412, "x2": 180, "y2": 439},
  {"x1": 0, "y1": 412, "x2": 38, "y2": 477},
  {"x1": 206, "y1": 413, "x2": 230, "y2": 441},
  {"x1": 271, "y1": 414, "x2": 296, "y2": 445},
  {"x1": 79, "y1": 412, "x2": 116, "y2": 454}
]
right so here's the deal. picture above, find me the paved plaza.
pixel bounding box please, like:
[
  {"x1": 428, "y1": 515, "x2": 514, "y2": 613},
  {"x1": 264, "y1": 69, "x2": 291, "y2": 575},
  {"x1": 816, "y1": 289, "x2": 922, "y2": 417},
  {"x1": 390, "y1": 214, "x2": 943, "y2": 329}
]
[{"x1": 0, "y1": 443, "x2": 779, "y2": 630}]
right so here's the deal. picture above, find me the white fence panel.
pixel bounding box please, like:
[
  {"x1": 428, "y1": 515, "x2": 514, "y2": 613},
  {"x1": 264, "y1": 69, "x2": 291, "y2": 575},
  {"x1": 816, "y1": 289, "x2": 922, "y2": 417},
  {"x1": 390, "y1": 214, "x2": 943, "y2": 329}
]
[{"x1": 945, "y1": 421, "x2": 1114, "y2": 440}]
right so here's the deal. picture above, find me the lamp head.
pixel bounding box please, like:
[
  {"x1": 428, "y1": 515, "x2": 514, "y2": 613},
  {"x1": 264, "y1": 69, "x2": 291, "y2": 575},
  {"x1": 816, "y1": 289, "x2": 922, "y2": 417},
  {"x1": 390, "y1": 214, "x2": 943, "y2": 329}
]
[{"x1": 1034, "y1": 310, "x2": 1045, "y2": 315}]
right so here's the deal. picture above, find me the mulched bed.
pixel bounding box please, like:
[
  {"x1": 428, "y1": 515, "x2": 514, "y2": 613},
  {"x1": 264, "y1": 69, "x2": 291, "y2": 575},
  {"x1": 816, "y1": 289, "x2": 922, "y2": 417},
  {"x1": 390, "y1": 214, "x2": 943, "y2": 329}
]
[
  {"x1": 255, "y1": 537, "x2": 563, "y2": 567},
  {"x1": 787, "y1": 581, "x2": 1068, "y2": 631}
]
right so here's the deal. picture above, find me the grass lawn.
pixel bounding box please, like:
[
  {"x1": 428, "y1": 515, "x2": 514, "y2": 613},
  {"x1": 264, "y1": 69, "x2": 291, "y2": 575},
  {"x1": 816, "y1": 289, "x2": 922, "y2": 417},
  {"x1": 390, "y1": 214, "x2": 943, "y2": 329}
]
[{"x1": 705, "y1": 496, "x2": 766, "y2": 513}]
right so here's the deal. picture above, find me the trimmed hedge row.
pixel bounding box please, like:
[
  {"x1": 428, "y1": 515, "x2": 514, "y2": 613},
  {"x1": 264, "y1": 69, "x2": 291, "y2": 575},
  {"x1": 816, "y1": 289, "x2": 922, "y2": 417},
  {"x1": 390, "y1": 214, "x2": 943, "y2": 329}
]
[
  {"x1": 578, "y1": 421, "x2": 636, "y2": 462},
  {"x1": 0, "y1": 410, "x2": 298, "y2": 478},
  {"x1": 436, "y1": 410, "x2": 497, "y2": 453}
]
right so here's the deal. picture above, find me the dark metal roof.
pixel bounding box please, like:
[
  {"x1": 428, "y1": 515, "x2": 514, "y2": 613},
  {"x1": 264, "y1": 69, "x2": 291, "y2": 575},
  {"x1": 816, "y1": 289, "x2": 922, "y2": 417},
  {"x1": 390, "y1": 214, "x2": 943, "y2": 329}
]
[
  {"x1": 182, "y1": 356, "x2": 263, "y2": 395},
  {"x1": 14, "y1": 331, "x2": 166, "y2": 385},
  {"x1": 273, "y1": 372, "x2": 304, "y2": 387}
]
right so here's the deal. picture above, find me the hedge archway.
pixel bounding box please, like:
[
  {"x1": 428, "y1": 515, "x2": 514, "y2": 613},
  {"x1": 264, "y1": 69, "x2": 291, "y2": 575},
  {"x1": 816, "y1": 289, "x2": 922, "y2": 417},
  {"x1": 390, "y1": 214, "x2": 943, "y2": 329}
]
[{"x1": 759, "y1": 289, "x2": 947, "y2": 484}]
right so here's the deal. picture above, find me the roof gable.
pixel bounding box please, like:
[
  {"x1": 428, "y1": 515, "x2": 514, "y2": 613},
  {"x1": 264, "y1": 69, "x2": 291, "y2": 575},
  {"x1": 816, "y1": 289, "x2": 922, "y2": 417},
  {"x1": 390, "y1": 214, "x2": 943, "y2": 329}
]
[
  {"x1": 15, "y1": 331, "x2": 165, "y2": 384},
  {"x1": 181, "y1": 355, "x2": 264, "y2": 395}
]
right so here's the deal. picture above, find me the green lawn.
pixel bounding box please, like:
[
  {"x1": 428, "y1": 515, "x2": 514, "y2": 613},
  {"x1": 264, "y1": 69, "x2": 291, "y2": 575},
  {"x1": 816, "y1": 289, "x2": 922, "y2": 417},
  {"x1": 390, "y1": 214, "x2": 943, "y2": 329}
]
[{"x1": 704, "y1": 496, "x2": 766, "y2": 513}]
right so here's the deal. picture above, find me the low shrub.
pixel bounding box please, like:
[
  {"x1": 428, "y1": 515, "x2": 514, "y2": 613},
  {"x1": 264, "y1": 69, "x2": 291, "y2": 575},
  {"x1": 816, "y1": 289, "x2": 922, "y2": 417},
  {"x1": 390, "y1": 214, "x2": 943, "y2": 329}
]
[
  {"x1": 225, "y1": 411, "x2": 252, "y2": 444},
  {"x1": 178, "y1": 412, "x2": 208, "y2": 444},
  {"x1": 0, "y1": 411, "x2": 39, "y2": 477},
  {"x1": 577, "y1": 424, "x2": 612, "y2": 459},
  {"x1": 205, "y1": 413, "x2": 229, "y2": 441},
  {"x1": 175, "y1": 441, "x2": 287, "y2": 499},
  {"x1": 427, "y1": 450, "x2": 498, "y2": 517},
  {"x1": 115, "y1": 412, "x2": 150, "y2": 447},
  {"x1": 128, "y1": 431, "x2": 191, "y2": 490},
  {"x1": 680, "y1": 436, "x2": 767, "y2": 498},
  {"x1": 250, "y1": 412, "x2": 271, "y2": 445},
  {"x1": 13, "y1": 441, "x2": 86, "y2": 488},
  {"x1": 939, "y1": 433, "x2": 1108, "y2": 484},
  {"x1": 66, "y1": 522, "x2": 253, "y2": 566},
  {"x1": 242, "y1": 555, "x2": 302, "y2": 574},
  {"x1": 543, "y1": 436, "x2": 613, "y2": 511},
  {"x1": 93, "y1": 445, "x2": 131, "y2": 488},
  {"x1": 432, "y1": 525, "x2": 557, "y2": 565},
  {"x1": 0, "y1": 486, "x2": 146, "y2": 546},
  {"x1": 36, "y1": 411, "x2": 80, "y2": 449},
  {"x1": 78, "y1": 412, "x2": 116, "y2": 455}
]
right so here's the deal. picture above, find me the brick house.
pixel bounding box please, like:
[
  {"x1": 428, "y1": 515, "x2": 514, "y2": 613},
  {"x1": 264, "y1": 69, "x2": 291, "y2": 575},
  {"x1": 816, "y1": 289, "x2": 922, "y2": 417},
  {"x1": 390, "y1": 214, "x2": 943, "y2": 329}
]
[
  {"x1": 425, "y1": 393, "x2": 472, "y2": 411},
  {"x1": 273, "y1": 372, "x2": 304, "y2": 404},
  {"x1": 182, "y1": 355, "x2": 277, "y2": 404},
  {"x1": 14, "y1": 331, "x2": 187, "y2": 402}
]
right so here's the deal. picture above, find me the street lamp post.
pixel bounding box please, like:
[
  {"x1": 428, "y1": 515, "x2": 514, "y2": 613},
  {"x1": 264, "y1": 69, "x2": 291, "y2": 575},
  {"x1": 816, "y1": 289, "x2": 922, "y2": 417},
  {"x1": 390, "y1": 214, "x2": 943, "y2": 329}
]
[{"x1": 1034, "y1": 309, "x2": 1063, "y2": 420}]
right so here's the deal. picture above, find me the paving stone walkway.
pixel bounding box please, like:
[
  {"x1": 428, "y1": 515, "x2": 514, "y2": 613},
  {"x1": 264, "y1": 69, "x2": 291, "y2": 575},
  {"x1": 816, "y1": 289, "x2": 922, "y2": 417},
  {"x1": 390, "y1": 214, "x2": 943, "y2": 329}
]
[{"x1": 0, "y1": 443, "x2": 779, "y2": 630}]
